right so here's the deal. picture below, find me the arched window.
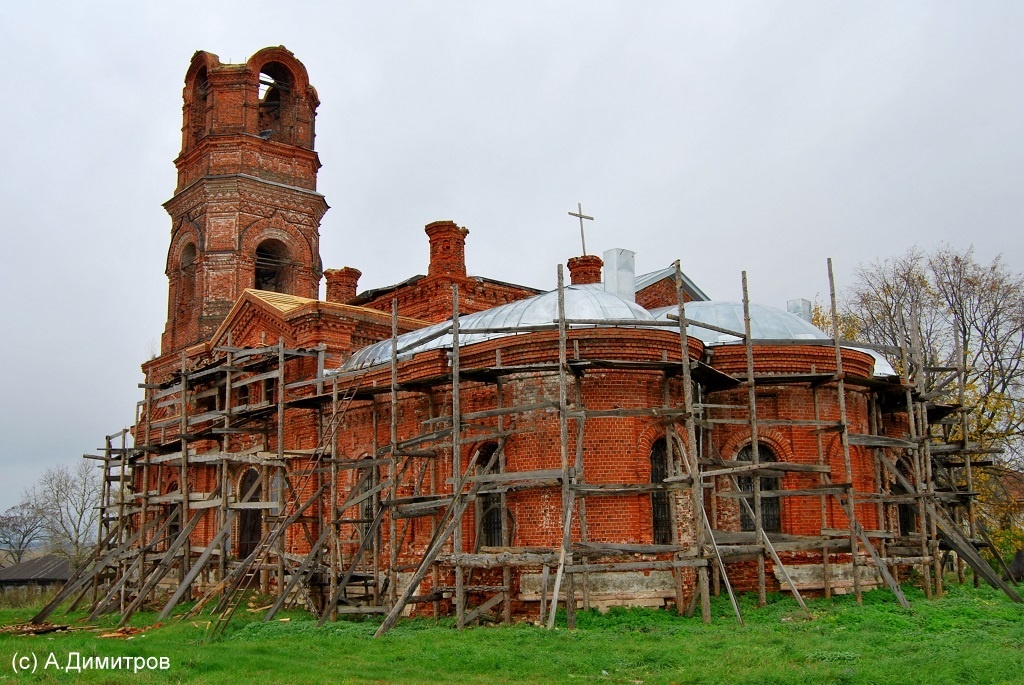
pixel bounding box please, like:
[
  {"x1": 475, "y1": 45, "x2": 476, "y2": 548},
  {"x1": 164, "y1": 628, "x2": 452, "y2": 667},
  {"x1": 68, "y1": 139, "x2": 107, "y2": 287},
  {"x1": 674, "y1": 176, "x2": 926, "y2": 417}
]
[
  {"x1": 650, "y1": 438, "x2": 672, "y2": 545},
  {"x1": 737, "y1": 443, "x2": 781, "y2": 533},
  {"x1": 236, "y1": 383, "x2": 250, "y2": 408},
  {"x1": 177, "y1": 242, "x2": 197, "y2": 320},
  {"x1": 238, "y1": 468, "x2": 263, "y2": 558},
  {"x1": 257, "y1": 62, "x2": 294, "y2": 143},
  {"x1": 357, "y1": 457, "x2": 376, "y2": 541},
  {"x1": 254, "y1": 239, "x2": 292, "y2": 293},
  {"x1": 897, "y1": 503, "x2": 917, "y2": 536},
  {"x1": 474, "y1": 443, "x2": 509, "y2": 549},
  {"x1": 162, "y1": 478, "x2": 181, "y2": 552}
]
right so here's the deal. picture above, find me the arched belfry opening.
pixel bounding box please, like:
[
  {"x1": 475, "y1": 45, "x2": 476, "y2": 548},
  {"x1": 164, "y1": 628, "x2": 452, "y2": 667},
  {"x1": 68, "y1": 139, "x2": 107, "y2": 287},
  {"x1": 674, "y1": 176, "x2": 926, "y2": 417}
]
[
  {"x1": 257, "y1": 62, "x2": 295, "y2": 143},
  {"x1": 189, "y1": 67, "x2": 208, "y2": 147},
  {"x1": 177, "y1": 242, "x2": 197, "y2": 321},
  {"x1": 254, "y1": 239, "x2": 293, "y2": 293},
  {"x1": 237, "y1": 469, "x2": 263, "y2": 558}
]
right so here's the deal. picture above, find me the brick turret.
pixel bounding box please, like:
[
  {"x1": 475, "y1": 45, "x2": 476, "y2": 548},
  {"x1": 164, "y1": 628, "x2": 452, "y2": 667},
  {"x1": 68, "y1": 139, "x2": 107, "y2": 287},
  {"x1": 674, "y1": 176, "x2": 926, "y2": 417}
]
[
  {"x1": 567, "y1": 254, "x2": 603, "y2": 285},
  {"x1": 161, "y1": 47, "x2": 328, "y2": 355},
  {"x1": 425, "y1": 220, "x2": 469, "y2": 278},
  {"x1": 324, "y1": 267, "x2": 361, "y2": 303}
]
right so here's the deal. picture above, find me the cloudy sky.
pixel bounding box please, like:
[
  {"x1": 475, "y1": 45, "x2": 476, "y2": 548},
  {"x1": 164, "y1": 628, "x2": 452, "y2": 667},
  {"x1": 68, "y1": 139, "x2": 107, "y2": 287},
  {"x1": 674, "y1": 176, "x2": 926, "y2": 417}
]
[{"x1": 0, "y1": 1, "x2": 1021, "y2": 509}]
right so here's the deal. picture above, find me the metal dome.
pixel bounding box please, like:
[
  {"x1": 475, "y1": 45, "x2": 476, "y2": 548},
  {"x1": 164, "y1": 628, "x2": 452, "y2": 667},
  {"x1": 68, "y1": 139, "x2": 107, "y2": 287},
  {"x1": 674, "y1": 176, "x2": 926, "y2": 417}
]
[
  {"x1": 342, "y1": 285, "x2": 658, "y2": 371},
  {"x1": 650, "y1": 301, "x2": 896, "y2": 377},
  {"x1": 650, "y1": 301, "x2": 826, "y2": 344}
]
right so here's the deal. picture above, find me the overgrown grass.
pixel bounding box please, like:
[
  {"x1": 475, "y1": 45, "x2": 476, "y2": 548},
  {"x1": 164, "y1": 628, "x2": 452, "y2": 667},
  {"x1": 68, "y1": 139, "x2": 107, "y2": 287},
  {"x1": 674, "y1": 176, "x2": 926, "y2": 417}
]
[
  {"x1": 0, "y1": 587, "x2": 57, "y2": 609},
  {"x1": 1, "y1": 579, "x2": 1022, "y2": 683}
]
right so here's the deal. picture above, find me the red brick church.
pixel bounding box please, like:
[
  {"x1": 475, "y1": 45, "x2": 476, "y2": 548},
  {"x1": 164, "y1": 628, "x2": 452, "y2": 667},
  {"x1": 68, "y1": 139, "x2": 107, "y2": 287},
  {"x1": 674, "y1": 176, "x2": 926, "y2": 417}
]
[{"x1": 75, "y1": 46, "x2": 992, "y2": 632}]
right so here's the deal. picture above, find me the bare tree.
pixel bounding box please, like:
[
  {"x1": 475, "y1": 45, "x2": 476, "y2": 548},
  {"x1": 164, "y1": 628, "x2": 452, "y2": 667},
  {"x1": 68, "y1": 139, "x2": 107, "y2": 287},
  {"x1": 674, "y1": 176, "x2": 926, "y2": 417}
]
[
  {"x1": 929, "y1": 246, "x2": 1024, "y2": 464},
  {"x1": 25, "y1": 461, "x2": 101, "y2": 570},
  {"x1": 844, "y1": 246, "x2": 951, "y2": 374},
  {"x1": 0, "y1": 503, "x2": 45, "y2": 566},
  {"x1": 841, "y1": 245, "x2": 1024, "y2": 547},
  {"x1": 843, "y1": 246, "x2": 1024, "y2": 456}
]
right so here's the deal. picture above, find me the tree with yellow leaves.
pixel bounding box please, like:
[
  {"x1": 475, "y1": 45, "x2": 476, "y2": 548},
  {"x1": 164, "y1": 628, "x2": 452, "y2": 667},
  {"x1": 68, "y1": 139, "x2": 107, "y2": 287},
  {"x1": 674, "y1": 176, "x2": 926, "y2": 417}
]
[{"x1": 840, "y1": 245, "x2": 1024, "y2": 555}]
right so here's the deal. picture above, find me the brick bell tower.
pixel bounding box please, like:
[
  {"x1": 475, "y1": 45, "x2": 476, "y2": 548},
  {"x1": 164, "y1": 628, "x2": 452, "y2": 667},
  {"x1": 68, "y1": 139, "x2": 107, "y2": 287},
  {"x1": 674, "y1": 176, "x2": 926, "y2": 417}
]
[{"x1": 161, "y1": 46, "x2": 328, "y2": 354}]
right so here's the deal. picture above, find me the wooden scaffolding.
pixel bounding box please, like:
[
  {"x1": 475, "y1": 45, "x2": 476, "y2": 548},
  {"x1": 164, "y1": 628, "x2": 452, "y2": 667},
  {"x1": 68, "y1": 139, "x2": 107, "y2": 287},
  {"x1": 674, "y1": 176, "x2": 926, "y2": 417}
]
[{"x1": 32, "y1": 260, "x2": 1021, "y2": 632}]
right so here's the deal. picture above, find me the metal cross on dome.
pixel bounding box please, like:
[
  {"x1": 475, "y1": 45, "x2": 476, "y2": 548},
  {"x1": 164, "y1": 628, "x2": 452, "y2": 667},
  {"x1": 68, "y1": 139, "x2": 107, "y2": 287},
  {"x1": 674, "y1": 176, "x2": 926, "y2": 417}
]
[{"x1": 568, "y1": 202, "x2": 594, "y2": 256}]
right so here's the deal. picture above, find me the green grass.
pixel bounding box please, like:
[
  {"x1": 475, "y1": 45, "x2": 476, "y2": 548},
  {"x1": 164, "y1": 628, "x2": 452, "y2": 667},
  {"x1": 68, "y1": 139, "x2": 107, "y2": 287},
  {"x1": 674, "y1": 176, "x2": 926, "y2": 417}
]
[{"x1": 1, "y1": 580, "x2": 1023, "y2": 684}]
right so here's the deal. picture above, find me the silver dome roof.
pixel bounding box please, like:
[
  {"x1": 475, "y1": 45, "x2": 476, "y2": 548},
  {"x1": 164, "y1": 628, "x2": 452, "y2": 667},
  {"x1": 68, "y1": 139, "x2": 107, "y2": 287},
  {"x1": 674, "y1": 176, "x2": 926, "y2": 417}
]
[
  {"x1": 650, "y1": 301, "x2": 826, "y2": 345},
  {"x1": 342, "y1": 285, "x2": 658, "y2": 371},
  {"x1": 650, "y1": 301, "x2": 896, "y2": 377}
]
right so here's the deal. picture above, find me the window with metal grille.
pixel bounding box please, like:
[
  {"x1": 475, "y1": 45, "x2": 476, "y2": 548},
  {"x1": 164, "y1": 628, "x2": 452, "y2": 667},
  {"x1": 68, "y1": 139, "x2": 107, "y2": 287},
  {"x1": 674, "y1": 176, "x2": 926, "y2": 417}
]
[
  {"x1": 737, "y1": 443, "x2": 781, "y2": 533},
  {"x1": 650, "y1": 438, "x2": 673, "y2": 545},
  {"x1": 475, "y1": 443, "x2": 508, "y2": 548},
  {"x1": 358, "y1": 458, "x2": 376, "y2": 541}
]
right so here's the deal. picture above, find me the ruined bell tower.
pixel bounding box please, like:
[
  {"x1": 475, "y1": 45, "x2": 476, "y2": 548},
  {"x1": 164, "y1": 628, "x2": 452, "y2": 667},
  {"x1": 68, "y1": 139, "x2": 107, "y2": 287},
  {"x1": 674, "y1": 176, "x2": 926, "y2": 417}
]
[{"x1": 161, "y1": 46, "x2": 328, "y2": 354}]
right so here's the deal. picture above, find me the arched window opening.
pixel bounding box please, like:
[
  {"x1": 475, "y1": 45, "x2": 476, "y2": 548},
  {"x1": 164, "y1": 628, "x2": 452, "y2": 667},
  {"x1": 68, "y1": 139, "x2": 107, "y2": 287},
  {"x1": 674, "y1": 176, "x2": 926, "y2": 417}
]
[
  {"x1": 195, "y1": 382, "x2": 217, "y2": 416},
  {"x1": 254, "y1": 239, "x2": 292, "y2": 293},
  {"x1": 257, "y1": 62, "x2": 294, "y2": 143},
  {"x1": 263, "y1": 376, "x2": 278, "y2": 405},
  {"x1": 177, "y1": 243, "x2": 197, "y2": 320},
  {"x1": 897, "y1": 504, "x2": 917, "y2": 536},
  {"x1": 357, "y1": 458, "x2": 376, "y2": 541},
  {"x1": 238, "y1": 469, "x2": 263, "y2": 558},
  {"x1": 475, "y1": 443, "x2": 509, "y2": 549},
  {"x1": 650, "y1": 438, "x2": 673, "y2": 545},
  {"x1": 737, "y1": 443, "x2": 781, "y2": 533},
  {"x1": 163, "y1": 478, "x2": 181, "y2": 552},
  {"x1": 189, "y1": 67, "x2": 208, "y2": 147}
]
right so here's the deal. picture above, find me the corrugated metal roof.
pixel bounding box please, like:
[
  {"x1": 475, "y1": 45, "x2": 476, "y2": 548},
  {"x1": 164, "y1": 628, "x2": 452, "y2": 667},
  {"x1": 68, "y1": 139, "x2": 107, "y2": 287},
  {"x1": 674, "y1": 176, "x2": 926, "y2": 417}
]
[
  {"x1": 0, "y1": 555, "x2": 71, "y2": 583},
  {"x1": 342, "y1": 285, "x2": 658, "y2": 371}
]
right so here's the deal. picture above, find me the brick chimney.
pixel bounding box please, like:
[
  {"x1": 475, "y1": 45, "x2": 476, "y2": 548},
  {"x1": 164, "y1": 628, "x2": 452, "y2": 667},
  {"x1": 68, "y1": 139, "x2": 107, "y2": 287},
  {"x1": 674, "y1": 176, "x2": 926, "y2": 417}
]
[
  {"x1": 323, "y1": 267, "x2": 361, "y2": 303},
  {"x1": 567, "y1": 254, "x2": 603, "y2": 285},
  {"x1": 425, "y1": 220, "x2": 469, "y2": 278}
]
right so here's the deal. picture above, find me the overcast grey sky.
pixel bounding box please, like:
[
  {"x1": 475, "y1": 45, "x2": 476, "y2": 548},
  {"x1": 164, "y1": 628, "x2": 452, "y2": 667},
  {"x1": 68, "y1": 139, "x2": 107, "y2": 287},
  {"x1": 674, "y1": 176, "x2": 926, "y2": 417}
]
[{"x1": 0, "y1": 1, "x2": 1021, "y2": 509}]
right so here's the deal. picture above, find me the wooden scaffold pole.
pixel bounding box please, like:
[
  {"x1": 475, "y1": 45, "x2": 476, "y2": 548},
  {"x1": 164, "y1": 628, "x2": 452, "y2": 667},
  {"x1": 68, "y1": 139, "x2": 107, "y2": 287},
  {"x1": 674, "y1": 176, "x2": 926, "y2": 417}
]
[
  {"x1": 676, "y1": 263, "x2": 711, "y2": 623},
  {"x1": 389, "y1": 300, "x2": 400, "y2": 609},
  {"x1": 451, "y1": 285, "x2": 466, "y2": 630},
  {"x1": 900, "y1": 303, "x2": 932, "y2": 597},
  {"x1": 828, "y1": 258, "x2": 862, "y2": 604},
  {"x1": 740, "y1": 271, "x2": 767, "y2": 607},
  {"x1": 548, "y1": 264, "x2": 575, "y2": 630}
]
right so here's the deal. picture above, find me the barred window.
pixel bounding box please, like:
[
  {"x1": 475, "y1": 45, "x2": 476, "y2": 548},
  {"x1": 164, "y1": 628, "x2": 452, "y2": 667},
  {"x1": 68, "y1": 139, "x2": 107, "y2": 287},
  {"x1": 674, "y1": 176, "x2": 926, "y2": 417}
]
[
  {"x1": 737, "y1": 443, "x2": 781, "y2": 533},
  {"x1": 474, "y1": 443, "x2": 509, "y2": 548},
  {"x1": 650, "y1": 438, "x2": 672, "y2": 545}
]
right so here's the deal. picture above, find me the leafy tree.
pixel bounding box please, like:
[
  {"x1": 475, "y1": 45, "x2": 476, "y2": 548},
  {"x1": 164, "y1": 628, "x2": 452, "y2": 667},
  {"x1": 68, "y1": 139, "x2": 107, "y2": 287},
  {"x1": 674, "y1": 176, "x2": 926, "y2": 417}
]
[{"x1": 810, "y1": 301, "x2": 861, "y2": 343}]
